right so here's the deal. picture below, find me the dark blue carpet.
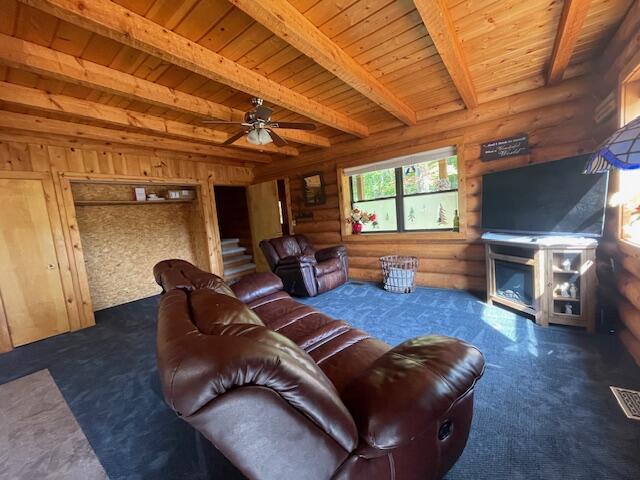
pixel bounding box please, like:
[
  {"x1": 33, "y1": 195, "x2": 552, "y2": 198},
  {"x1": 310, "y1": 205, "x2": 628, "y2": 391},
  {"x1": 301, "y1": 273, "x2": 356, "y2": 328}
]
[{"x1": 0, "y1": 282, "x2": 638, "y2": 480}]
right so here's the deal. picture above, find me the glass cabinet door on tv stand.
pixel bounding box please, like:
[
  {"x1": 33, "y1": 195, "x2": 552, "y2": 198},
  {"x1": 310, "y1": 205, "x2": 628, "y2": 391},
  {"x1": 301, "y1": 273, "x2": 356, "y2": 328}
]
[
  {"x1": 483, "y1": 234, "x2": 597, "y2": 332},
  {"x1": 545, "y1": 248, "x2": 596, "y2": 332}
]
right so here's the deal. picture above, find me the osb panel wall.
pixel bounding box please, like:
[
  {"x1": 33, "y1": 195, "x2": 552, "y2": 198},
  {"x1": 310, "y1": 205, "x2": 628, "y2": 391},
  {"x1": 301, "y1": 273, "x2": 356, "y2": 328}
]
[
  {"x1": 75, "y1": 202, "x2": 197, "y2": 310},
  {"x1": 71, "y1": 184, "x2": 204, "y2": 310}
]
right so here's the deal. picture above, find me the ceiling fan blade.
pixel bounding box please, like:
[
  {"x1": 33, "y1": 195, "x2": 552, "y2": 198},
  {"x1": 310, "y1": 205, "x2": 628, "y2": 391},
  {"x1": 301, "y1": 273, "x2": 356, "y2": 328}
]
[
  {"x1": 268, "y1": 122, "x2": 316, "y2": 130},
  {"x1": 256, "y1": 104, "x2": 273, "y2": 121},
  {"x1": 201, "y1": 120, "x2": 249, "y2": 126},
  {"x1": 222, "y1": 130, "x2": 247, "y2": 145},
  {"x1": 266, "y1": 129, "x2": 288, "y2": 147}
]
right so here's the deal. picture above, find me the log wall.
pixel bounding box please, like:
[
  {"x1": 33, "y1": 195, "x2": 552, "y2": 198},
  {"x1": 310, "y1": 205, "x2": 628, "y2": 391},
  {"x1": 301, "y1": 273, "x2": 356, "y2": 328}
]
[
  {"x1": 257, "y1": 78, "x2": 596, "y2": 291},
  {"x1": 593, "y1": 4, "x2": 640, "y2": 363}
]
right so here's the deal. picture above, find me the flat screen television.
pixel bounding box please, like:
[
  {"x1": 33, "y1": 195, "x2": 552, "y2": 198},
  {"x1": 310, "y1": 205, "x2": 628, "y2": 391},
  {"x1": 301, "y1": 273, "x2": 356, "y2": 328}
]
[{"x1": 481, "y1": 155, "x2": 609, "y2": 237}]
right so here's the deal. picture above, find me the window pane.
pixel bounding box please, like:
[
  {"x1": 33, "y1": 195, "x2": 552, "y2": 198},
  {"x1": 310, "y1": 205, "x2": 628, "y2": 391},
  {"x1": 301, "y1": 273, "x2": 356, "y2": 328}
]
[
  {"x1": 353, "y1": 198, "x2": 397, "y2": 232},
  {"x1": 403, "y1": 155, "x2": 458, "y2": 195},
  {"x1": 403, "y1": 191, "x2": 458, "y2": 230},
  {"x1": 351, "y1": 168, "x2": 396, "y2": 201},
  {"x1": 621, "y1": 169, "x2": 640, "y2": 243}
]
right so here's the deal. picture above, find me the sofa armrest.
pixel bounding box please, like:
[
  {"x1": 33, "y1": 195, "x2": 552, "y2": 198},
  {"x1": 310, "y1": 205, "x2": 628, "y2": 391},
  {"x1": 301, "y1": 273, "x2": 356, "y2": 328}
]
[
  {"x1": 231, "y1": 272, "x2": 283, "y2": 304},
  {"x1": 157, "y1": 292, "x2": 358, "y2": 452},
  {"x1": 315, "y1": 245, "x2": 347, "y2": 262},
  {"x1": 341, "y1": 335, "x2": 485, "y2": 450}
]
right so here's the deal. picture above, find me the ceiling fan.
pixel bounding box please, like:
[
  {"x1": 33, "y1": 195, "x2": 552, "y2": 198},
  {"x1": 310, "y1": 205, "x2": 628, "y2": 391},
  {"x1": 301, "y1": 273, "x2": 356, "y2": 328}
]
[{"x1": 202, "y1": 97, "x2": 316, "y2": 147}]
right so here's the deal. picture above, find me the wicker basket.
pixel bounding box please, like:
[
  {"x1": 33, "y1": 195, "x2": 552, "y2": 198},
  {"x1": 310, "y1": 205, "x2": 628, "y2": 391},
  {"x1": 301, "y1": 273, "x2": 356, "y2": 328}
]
[{"x1": 380, "y1": 255, "x2": 418, "y2": 293}]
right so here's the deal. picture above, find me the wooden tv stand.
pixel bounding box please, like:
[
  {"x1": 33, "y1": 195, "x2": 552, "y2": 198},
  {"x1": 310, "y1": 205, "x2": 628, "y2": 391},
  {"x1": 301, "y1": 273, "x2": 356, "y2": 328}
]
[{"x1": 482, "y1": 233, "x2": 597, "y2": 332}]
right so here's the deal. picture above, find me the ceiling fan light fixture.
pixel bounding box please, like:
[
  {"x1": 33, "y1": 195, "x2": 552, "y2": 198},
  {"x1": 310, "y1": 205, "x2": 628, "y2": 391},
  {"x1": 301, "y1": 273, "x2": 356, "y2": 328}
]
[
  {"x1": 246, "y1": 128, "x2": 273, "y2": 146},
  {"x1": 246, "y1": 129, "x2": 261, "y2": 145},
  {"x1": 258, "y1": 129, "x2": 272, "y2": 145}
]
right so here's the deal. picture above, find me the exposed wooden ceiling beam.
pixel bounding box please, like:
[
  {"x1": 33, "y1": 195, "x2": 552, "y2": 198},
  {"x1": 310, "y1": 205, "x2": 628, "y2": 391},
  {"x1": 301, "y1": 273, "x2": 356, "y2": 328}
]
[
  {"x1": 0, "y1": 34, "x2": 329, "y2": 149},
  {"x1": 229, "y1": 0, "x2": 416, "y2": 126},
  {"x1": 0, "y1": 110, "x2": 272, "y2": 163},
  {"x1": 0, "y1": 81, "x2": 299, "y2": 156},
  {"x1": 547, "y1": 0, "x2": 592, "y2": 85},
  {"x1": 413, "y1": 0, "x2": 478, "y2": 109},
  {"x1": 19, "y1": 0, "x2": 369, "y2": 138}
]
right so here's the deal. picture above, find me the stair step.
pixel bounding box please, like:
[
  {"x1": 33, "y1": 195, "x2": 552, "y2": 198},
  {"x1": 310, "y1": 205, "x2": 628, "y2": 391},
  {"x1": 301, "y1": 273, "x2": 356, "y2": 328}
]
[
  {"x1": 224, "y1": 262, "x2": 256, "y2": 277},
  {"x1": 221, "y1": 238, "x2": 240, "y2": 247},
  {"x1": 224, "y1": 254, "x2": 252, "y2": 266},
  {"x1": 222, "y1": 246, "x2": 246, "y2": 257}
]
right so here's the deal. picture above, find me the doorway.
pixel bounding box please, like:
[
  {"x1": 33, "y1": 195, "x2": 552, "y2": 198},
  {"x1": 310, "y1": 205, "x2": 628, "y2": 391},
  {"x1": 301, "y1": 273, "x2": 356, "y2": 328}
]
[
  {"x1": 277, "y1": 178, "x2": 291, "y2": 236},
  {"x1": 214, "y1": 186, "x2": 257, "y2": 282}
]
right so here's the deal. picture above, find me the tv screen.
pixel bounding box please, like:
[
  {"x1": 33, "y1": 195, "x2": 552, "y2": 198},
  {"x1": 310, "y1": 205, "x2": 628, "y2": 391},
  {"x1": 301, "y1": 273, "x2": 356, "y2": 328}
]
[{"x1": 481, "y1": 155, "x2": 609, "y2": 237}]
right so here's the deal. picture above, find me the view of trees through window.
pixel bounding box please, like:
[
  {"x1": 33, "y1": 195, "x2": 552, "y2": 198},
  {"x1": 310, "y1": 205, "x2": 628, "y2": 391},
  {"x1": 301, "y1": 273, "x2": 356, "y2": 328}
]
[{"x1": 350, "y1": 155, "x2": 459, "y2": 233}]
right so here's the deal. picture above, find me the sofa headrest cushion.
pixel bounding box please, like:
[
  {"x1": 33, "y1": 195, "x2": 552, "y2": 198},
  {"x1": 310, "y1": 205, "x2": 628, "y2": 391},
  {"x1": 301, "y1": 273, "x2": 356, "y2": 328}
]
[
  {"x1": 231, "y1": 272, "x2": 284, "y2": 304},
  {"x1": 154, "y1": 259, "x2": 236, "y2": 297},
  {"x1": 190, "y1": 289, "x2": 264, "y2": 333}
]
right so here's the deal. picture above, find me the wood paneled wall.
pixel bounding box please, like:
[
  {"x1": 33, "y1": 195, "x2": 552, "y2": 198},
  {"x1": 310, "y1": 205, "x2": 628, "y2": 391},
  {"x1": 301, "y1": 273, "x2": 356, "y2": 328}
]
[
  {"x1": 257, "y1": 78, "x2": 596, "y2": 291},
  {"x1": 0, "y1": 137, "x2": 253, "y2": 333}
]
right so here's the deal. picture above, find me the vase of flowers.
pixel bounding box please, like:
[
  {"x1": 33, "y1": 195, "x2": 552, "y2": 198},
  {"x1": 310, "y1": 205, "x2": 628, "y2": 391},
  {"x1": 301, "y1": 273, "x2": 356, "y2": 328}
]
[{"x1": 346, "y1": 208, "x2": 378, "y2": 234}]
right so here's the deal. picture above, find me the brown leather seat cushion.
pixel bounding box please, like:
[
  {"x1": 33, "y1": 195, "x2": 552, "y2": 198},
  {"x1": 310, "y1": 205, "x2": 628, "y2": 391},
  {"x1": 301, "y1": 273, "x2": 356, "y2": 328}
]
[
  {"x1": 315, "y1": 257, "x2": 341, "y2": 276},
  {"x1": 246, "y1": 289, "x2": 390, "y2": 393}
]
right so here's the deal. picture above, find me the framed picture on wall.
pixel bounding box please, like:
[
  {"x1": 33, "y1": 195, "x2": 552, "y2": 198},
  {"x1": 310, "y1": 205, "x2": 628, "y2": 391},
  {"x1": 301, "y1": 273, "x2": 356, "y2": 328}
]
[{"x1": 303, "y1": 172, "x2": 326, "y2": 206}]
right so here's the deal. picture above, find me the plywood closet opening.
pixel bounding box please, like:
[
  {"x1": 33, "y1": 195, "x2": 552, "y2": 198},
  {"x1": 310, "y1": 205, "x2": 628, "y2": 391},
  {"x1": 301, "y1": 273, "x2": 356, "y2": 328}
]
[{"x1": 71, "y1": 182, "x2": 209, "y2": 311}]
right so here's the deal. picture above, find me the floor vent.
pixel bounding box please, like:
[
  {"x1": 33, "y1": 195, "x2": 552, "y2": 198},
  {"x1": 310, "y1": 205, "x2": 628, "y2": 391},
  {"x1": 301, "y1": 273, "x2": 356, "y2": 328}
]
[{"x1": 610, "y1": 386, "x2": 640, "y2": 420}]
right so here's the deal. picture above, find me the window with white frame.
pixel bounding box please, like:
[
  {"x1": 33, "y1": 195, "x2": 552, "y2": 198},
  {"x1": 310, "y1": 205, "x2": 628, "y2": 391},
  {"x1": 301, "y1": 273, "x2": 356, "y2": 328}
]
[
  {"x1": 345, "y1": 147, "x2": 460, "y2": 233},
  {"x1": 620, "y1": 76, "x2": 640, "y2": 244}
]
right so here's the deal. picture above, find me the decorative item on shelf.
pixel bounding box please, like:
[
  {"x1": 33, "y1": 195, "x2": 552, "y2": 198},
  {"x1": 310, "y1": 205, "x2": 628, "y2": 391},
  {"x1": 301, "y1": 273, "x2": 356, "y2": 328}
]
[
  {"x1": 569, "y1": 283, "x2": 578, "y2": 299},
  {"x1": 146, "y1": 193, "x2": 164, "y2": 201},
  {"x1": 134, "y1": 187, "x2": 146, "y2": 202},
  {"x1": 167, "y1": 190, "x2": 181, "y2": 199},
  {"x1": 180, "y1": 189, "x2": 195, "y2": 200},
  {"x1": 564, "y1": 304, "x2": 573, "y2": 315},
  {"x1": 346, "y1": 208, "x2": 377, "y2": 235},
  {"x1": 453, "y1": 209, "x2": 460, "y2": 232},
  {"x1": 558, "y1": 282, "x2": 571, "y2": 298},
  {"x1": 561, "y1": 258, "x2": 572, "y2": 272}
]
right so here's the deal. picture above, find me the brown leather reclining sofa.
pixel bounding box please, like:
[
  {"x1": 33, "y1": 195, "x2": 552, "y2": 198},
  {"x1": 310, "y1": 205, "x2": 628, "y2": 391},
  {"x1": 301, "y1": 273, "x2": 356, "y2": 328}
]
[
  {"x1": 154, "y1": 259, "x2": 485, "y2": 480},
  {"x1": 259, "y1": 234, "x2": 348, "y2": 297}
]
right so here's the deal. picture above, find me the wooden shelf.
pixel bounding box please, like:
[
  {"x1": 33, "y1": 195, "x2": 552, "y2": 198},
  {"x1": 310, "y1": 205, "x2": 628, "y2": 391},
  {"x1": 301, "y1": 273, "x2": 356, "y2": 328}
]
[
  {"x1": 74, "y1": 199, "x2": 193, "y2": 206},
  {"x1": 552, "y1": 268, "x2": 580, "y2": 274},
  {"x1": 553, "y1": 296, "x2": 580, "y2": 302},
  {"x1": 552, "y1": 311, "x2": 581, "y2": 319}
]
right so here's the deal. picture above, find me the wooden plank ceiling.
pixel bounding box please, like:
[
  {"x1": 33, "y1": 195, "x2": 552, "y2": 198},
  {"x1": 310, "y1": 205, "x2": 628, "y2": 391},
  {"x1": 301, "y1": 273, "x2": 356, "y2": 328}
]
[{"x1": 0, "y1": 0, "x2": 633, "y2": 163}]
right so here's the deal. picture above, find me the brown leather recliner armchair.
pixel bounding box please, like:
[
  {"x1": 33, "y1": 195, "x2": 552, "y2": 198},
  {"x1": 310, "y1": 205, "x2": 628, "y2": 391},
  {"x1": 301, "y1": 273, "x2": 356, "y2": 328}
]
[
  {"x1": 154, "y1": 259, "x2": 485, "y2": 480},
  {"x1": 259, "y1": 234, "x2": 348, "y2": 297}
]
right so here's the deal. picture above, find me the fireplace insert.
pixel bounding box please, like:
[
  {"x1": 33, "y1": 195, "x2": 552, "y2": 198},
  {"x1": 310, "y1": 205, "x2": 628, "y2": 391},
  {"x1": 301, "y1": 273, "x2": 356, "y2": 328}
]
[{"x1": 494, "y1": 260, "x2": 534, "y2": 307}]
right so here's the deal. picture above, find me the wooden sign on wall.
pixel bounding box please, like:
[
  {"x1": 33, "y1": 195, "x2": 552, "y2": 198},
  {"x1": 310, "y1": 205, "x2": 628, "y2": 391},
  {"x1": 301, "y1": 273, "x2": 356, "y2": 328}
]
[{"x1": 481, "y1": 134, "x2": 530, "y2": 161}]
